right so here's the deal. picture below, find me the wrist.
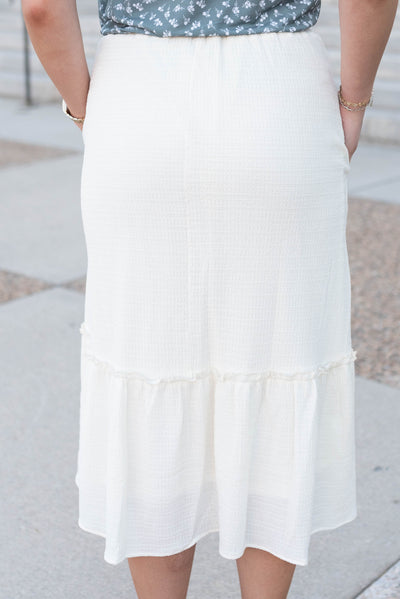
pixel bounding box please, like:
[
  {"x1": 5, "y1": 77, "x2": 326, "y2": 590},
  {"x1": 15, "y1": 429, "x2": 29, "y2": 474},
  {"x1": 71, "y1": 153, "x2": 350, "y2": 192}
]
[
  {"x1": 338, "y1": 84, "x2": 374, "y2": 111},
  {"x1": 68, "y1": 105, "x2": 86, "y2": 118},
  {"x1": 339, "y1": 83, "x2": 373, "y2": 101}
]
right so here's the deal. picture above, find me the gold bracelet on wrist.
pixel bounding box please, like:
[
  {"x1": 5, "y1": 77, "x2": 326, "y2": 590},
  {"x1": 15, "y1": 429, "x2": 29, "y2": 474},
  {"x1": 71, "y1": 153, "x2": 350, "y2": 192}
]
[
  {"x1": 337, "y1": 84, "x2": 374, "y2": 111},
  {"x1": 62, "y1": 98, "x2": 85, "y2": 123}
]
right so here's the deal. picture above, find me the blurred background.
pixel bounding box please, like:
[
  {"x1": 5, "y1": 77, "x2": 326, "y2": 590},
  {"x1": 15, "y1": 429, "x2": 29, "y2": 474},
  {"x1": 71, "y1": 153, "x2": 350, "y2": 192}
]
[{"x1": 0, "y1": 0, "x2": 399, "y2": 598}]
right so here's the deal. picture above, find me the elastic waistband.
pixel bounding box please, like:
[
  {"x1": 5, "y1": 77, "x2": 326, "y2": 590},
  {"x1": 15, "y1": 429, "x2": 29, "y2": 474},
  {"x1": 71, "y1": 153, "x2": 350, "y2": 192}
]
[{"x1": 89, "y1": 25, "x2": 330, "y2": 91}]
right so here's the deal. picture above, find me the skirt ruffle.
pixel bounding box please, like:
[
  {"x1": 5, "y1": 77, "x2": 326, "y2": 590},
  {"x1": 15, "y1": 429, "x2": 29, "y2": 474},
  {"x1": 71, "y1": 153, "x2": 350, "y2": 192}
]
[{"x1": 76, "y1": 322, "x2": 357, "y2": 566}]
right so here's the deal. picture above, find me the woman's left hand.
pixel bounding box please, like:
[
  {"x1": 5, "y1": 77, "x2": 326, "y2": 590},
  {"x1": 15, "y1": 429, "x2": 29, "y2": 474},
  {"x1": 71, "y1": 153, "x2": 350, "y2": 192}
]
[{"x1": 340, "y1": 103, "x2": 365, "y2": 162}]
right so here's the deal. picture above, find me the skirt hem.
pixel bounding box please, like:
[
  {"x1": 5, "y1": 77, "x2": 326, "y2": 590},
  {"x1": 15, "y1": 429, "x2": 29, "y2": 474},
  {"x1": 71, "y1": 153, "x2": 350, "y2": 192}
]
[{"x1": 76, "y1": 509, "x2": 358, "y2": 567}]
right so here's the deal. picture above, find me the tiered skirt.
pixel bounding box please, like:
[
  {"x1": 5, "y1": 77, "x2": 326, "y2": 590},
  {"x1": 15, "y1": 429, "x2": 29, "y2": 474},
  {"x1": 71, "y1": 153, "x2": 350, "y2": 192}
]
[{"x1": 76, "y1": 27, "x2": 357, "y2": 566}]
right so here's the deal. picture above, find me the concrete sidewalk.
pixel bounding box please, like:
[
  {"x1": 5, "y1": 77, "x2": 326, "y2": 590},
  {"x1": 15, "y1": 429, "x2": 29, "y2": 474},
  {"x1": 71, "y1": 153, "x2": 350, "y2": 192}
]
[{"x1": 1, "y1": 96, "x2": 399, "y2": 599}]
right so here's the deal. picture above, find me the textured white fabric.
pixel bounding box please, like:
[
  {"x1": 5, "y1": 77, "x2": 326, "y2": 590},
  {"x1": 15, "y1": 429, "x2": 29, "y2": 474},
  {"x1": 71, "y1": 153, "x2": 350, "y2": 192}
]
[{"x1": 76, "y1": 28, "x2": 357, "y2": 566}]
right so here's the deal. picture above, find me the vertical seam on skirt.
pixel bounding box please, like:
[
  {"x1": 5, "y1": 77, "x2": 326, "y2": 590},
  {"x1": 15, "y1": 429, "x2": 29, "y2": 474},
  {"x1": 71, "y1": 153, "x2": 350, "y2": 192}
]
[{"x1": 183, "y1": 41, "x2": 201, "y2": 377}]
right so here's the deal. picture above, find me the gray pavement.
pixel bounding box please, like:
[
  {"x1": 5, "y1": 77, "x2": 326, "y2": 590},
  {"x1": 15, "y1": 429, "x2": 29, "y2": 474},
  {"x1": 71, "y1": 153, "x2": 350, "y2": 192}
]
[{"x1": 1, "y1": 96, "x2": 400, "y2": 598}]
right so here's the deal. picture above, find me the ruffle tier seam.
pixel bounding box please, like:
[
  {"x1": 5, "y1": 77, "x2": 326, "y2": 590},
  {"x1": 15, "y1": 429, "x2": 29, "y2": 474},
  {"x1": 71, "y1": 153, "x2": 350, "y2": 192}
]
[{"x1": 79, "y1": 322, "x2": 357, "y2": 384}]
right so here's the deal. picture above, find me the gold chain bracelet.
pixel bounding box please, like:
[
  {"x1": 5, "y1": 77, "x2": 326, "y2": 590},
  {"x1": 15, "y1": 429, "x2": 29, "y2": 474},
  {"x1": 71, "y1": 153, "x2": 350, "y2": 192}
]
[{"x1": 337, "y1": 84, "x2": 374, "y2": 111}]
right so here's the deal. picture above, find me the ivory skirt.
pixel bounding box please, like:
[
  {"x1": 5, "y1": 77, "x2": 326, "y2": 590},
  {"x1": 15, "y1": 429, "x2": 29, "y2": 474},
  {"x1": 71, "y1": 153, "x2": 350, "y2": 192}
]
[{"x1": 76, "y1": 27, "x2": 357, "y2": 566}]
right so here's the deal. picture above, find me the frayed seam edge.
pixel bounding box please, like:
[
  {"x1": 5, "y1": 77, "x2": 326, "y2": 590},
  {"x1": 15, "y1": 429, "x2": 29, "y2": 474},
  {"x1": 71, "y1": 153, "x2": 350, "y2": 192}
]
[{"x1": 79, "y1": 322, "x2": 357, "y2": 384}]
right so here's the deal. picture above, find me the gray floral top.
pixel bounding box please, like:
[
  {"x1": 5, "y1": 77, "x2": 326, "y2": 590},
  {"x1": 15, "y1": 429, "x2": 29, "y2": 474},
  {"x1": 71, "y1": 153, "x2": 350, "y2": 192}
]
[{"x1": 98, "y1": 0, "x2": 321, "y2": 37}]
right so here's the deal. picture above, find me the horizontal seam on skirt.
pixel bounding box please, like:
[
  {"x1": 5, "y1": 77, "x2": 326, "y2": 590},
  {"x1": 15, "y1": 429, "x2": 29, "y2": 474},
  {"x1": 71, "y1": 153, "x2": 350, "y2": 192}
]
[{"x1": 79, "y1": 323, "x2": 357, "y2": 384}]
